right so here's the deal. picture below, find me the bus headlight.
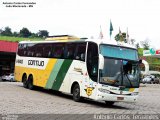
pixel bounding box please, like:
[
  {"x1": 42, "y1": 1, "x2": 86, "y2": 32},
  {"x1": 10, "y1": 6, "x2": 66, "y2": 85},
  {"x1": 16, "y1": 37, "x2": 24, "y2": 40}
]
[
  {"x1": 98, "y1": 88, "x2": 110, "y2": 94},
  {"x1": 131, "y1": 92, "x2": 138, "y2": 96}
]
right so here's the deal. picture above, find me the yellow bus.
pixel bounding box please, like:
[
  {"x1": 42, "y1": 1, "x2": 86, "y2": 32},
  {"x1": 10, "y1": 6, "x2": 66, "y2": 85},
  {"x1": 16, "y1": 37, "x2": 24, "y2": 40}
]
[{"x1": 14, "y1": 38, "x2": 141, "y2": 105}]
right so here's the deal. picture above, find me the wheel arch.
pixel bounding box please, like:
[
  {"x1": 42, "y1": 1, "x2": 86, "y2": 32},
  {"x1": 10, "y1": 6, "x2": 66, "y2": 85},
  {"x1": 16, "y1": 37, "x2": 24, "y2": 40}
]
[{"x1": 71, "y1": 81, "x2": 80, "y2": 94}]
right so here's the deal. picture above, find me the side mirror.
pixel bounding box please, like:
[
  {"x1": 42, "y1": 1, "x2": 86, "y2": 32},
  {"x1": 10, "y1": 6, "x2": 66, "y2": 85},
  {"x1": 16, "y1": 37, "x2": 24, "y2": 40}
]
[{"x1": 99, "y1": 54, "x2": 104, "y2": 70}]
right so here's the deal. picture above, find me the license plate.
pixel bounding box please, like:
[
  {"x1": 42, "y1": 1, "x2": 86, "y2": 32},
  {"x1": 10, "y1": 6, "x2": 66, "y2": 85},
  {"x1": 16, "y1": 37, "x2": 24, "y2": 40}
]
[{"x1": 117, "y1": 97, "x2": 124, "y2": 100}]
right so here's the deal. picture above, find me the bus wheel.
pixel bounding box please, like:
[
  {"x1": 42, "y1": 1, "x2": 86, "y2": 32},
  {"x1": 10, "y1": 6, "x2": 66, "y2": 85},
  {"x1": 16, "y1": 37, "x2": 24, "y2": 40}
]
[
  {"x1": 73, "y1": 84, "x2": 81, "y2": 102},
  {"x1": 22, "y1": 74, "x2": 28, "y2": 88},
  {"x1": 28, "y1": 75, "x2": 34, "y2": 90},
  {"x1": 105, "y1": 101, "x2": 115, "y2": 106}
]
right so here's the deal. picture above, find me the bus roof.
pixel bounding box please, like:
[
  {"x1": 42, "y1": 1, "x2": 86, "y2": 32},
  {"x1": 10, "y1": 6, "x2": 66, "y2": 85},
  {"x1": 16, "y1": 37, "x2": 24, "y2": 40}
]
[{"x1": 19, "y1": 39, "x2": 136, "y2": 49}]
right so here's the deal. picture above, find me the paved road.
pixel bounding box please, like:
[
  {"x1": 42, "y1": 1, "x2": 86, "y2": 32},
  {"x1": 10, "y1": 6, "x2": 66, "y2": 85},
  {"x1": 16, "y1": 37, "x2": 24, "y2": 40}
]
[{"x1": 0, "y1": 82, "x2": 160, "y2": 119}]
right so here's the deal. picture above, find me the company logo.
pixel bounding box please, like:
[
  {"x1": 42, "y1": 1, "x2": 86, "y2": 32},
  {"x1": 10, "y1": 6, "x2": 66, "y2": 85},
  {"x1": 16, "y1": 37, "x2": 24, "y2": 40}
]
[
  {"x1": 28, "y1": 60, "x2": 44, "y2": 67},
  {"x1": 150, "y1": 48, "x2": 156, "y2": 55},
  {"x1": 84, "y1": 87, "x2": 94, "y2": 96}
]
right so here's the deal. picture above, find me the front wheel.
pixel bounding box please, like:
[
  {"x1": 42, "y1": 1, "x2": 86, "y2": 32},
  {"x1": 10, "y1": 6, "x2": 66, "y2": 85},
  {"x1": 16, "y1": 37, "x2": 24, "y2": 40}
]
[
  {"x1": 73, "y1": 84, "x2": 81, "y2": 102},
  {"x1": 105, "y1": 101, "x2": 115, "y2": 106}
]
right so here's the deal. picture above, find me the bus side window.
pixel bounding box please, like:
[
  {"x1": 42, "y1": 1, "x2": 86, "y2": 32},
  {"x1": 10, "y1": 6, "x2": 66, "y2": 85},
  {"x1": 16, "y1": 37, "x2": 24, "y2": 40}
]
[
  {"x1": 74, "y1": 43, "x2": 86, "y2": 61},
  {"x1": 17, "y1": 43, "x2": 28, "y2": 56},
  {"x1": 87, "y1": 42, "x2": 98, "y2": 82},
  {"x1": 23, "y1": 44, "x2": 28, "y2": 56},
  {"x1": 65, "y1": 43, "x2": 76, "y2": 59},
  {"x1": 43, "y1": 44, "x2": 52, "y2": 58},
  {"x1": 35, "y1": 44, "x2": 43, "y2": 57},
  {"x1": 18, "y1": 44, "x2": 26, "y2": 56},
  {"x1": 27, "y1": 43, "x2": 35, "y2": 57},
  {"x1": 53, "y1": 43, "x2": 64, "y2": 58}
]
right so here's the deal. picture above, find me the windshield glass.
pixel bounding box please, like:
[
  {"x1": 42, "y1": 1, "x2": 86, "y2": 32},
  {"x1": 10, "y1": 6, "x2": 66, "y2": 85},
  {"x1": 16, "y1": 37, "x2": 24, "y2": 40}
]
[
  {"x1": 99, "y1": 45, "x2": 140, "y2": 88},
  {"x1": 100, "y1": 44, "x2": 138, "y2": 61}
]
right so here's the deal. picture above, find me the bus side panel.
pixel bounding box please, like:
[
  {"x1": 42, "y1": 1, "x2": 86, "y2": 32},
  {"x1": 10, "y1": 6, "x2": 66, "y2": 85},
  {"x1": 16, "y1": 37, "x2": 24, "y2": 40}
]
[
  {"x1": 56, "y1": 60, "x2": 98, "y2": 99},
  {"x1": 58, "y1": 60, "x2": 83, "y2": 93},
  {"x1": 45, "y1": 59, "x2": 65, "y2": 89},
  {"x1": 45, "y1": 59, "x2": 73, "y2": 91},
  {"x1": 14, "y1": 66, "x2": 25, "y2": 82},
  {"x1": 67, "y1": 60, "x2": 98, "y2": 99},
  {"x1": 35, "y1": 59, "x2": 57, "y2": 87},
  {"x1": 67, "y1": 60, "x2": 88, "y2": 94},
  {"x1": 14, "y1": 56, "x2": 57, "y2": 88}
]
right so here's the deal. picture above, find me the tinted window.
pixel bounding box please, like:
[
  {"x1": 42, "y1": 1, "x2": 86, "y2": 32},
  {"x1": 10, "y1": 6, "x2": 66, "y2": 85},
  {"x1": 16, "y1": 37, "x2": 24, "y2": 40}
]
[
  {"x1": 18, "y1": 42, "x2": 88, "y2": 61},
  {"x1": 43, "y1": 44, "x2": 52, "y2": 58},
  {"x1": 27, "y1": 43, "x2": 36, "y2": 57},
  {"x1": 75, "y1": 43, "x2": 86, "y2": 61},
  {"x1": 100, "y1": 45, "x2": 138, "y2": 61},
  {"x1": 18, "y1": 43, "x2": 28, "y2": 56},
  {"x1": 65, "y1": 43, "x2": 76, "y2": 59},
  {"x1": 87, "y1": 42, "x2": 98, "y2": 82},
  {"x1": 35, "y1": 44, "x2": 43, "y2": 57},
  {"x1": 53, "y1": 43, "x2": 64, "y2": 58}
]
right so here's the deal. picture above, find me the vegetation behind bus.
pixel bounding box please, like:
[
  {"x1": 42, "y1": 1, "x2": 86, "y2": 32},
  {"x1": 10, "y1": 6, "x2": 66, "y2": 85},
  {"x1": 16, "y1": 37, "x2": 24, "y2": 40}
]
[{"x1": 0, "y1": 35, "x2": 44, "y2": 42}]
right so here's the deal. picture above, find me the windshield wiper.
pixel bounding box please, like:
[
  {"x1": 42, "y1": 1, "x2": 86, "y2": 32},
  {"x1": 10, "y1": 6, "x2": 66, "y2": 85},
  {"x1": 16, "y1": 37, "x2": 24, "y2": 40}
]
[
  {"x1": 119, "y1": 64, "x2": 125, "y2": 90},
  {"x1": 120, "y1": 60, "x2": 133, "y2": 88},
  {"x1": 124, "y1": 73, "x2": 133, "y2": 87}
]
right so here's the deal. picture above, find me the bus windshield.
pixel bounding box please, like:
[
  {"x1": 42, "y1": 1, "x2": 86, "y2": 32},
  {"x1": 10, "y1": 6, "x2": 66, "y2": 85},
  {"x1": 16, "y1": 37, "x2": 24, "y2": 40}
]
[
  {"x1": 100, "y1": 44, "x2": 138, "y2": 61},
  {"x1": 99, "y1": 44, "x2": 140, "y2": 88}
]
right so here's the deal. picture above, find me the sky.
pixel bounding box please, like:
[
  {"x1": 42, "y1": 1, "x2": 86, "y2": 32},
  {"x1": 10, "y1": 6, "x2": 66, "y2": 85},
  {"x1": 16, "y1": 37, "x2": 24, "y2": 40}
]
[{"x1": 0, "y1": 0, "x2": 160, "y2": 49}]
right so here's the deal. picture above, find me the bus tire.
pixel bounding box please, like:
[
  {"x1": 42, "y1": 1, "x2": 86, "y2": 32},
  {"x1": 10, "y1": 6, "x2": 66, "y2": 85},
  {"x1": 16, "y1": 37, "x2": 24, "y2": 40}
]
[
  {"x1": 73, "y1": 84, "x2": 81, "y2": 102},
  {"x1": 22, "y1": 74, "x2": 28, "y2": 88},
  {"x1": 28, "y1": 75, "x2": 34, "y2": 90},
  {"x1": 105, "y1": 101, "x2": 115, "y2": 106}
]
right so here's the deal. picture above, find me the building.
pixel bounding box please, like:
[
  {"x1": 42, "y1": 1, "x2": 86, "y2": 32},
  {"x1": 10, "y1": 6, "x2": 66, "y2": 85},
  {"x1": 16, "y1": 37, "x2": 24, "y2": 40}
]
[{"x1": 0, "y1": 40, "x2": 18, "y2": 76}]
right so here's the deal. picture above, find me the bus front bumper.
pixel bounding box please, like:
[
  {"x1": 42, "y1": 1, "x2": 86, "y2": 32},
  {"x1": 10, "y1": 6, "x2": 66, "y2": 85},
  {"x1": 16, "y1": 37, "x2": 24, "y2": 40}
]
[{"x1": 96, "y1": 91, "x2": 138, "y2": 102}]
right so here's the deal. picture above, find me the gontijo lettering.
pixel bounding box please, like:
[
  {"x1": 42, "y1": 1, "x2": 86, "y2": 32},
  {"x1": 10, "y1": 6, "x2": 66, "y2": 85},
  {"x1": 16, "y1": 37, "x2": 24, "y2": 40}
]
[{"x1": 28, "y1": 60, "x2": 44, "y2": 66}]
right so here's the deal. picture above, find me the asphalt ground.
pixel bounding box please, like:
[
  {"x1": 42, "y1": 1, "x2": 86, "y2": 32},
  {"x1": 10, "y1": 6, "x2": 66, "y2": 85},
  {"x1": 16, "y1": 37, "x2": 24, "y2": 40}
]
[{"x1": 0, "y1": 82, "x2": 160, "y2": 120}]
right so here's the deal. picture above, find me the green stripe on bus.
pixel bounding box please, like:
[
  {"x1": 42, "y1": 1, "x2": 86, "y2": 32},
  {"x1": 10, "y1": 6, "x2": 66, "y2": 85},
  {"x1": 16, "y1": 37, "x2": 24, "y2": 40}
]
[
  {"x1": 52, "y1": 59, "x2": 73, "y2": 90},
  {"x1": 45, "y1": 59, "x2": 64, "y2": 89},
  {"x1": 123, "y1": 88, "x2": 130, "y2": 91}
]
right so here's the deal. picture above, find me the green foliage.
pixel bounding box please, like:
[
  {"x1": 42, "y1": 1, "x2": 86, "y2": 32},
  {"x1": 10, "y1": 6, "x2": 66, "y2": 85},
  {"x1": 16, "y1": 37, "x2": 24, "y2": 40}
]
[
  {"x1": 20, "y1": 27, "x2": 31, "y2": 37},
  {"x1": 115, "y1": 33, "x2": 120, "y2": 41},
  {"x1": 114, "y1": 32, "x2": 127, "y2": 42},
  {"x1": 140, "y1": 39, "x2": 150, "y2": 50},
  {"x1": 138, "y1": 48, "x2": 143, "y2": 56},
  {"x1": 38, "y1": 30, "x2": 49, "y2": 37},
  {"x1": 31, "y1": 33, "x2": 38, "y2": 38},
  {"x1": 138, "y1": 48, "x2": 160, "y2": 70},
  {"x1": 13, "y1": 32, "x2": 19, "y2": 37},
  {"x1": 0, "y1": 27, "x2": 12, "y2": 36},
  {"x1": 0, "y1": 36, "x2": 44, "y2": 42},
  {"x1": 0, "y1": 26, "x2": 49, "y2": 39}
]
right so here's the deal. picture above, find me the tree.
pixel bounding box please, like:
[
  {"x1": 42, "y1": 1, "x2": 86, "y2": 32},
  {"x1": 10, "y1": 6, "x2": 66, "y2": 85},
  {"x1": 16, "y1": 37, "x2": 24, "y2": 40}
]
[
  {"x1": 31, "y1": 33, "x2": 38, "y2": 37},
  {"x1": 38, "y1": 30, "x2": 49, "y2": 37},
  {"x1": 115, "y1": 32, "x2": 127, "y2": 43},
  {"x1": 130, "y1": 39, "x2": 135, "y2": 45},
  {"x1": 135, "y1": 43, "x2": 140, "y2": 49},
  {"x1": 13, "y1": 32, "x2": 19, "y2": 37},
  {"x1": 0, "y1": 28, "x2": 3, "y2": 35},
  {"x1": 20, "y1": 27, "x2": 31, "y2": 37},
  {"x1": 1, "y1": 26, "x2": 12, "y2": 36},
  {"x1": 140, "y1": 39, "x2": 150, "y2": 50}
]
